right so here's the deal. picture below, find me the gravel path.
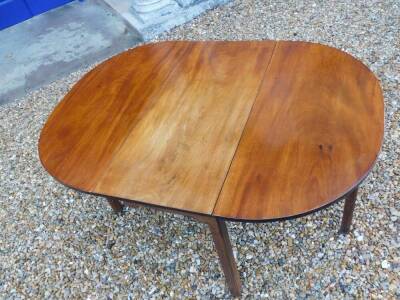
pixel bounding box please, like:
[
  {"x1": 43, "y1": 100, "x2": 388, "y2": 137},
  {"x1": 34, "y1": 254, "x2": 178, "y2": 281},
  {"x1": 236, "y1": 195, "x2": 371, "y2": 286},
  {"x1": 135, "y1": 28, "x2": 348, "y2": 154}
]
[{"x1": 1, "y1": 0, "x2": 399, "y2": 298}]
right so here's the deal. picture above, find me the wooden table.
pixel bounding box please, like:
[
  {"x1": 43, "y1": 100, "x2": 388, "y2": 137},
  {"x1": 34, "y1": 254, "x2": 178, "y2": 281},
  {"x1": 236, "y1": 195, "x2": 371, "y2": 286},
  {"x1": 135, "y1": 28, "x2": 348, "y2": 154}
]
[{"x1": 39, "y1": 41, "x2": 384, "y2": 296}]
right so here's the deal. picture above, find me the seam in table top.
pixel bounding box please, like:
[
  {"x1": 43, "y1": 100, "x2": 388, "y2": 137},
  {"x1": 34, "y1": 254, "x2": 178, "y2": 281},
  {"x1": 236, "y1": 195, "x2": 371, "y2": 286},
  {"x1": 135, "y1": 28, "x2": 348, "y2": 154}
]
[{"x1": 211, "y1": 41, "x2": 279, "y2": 216}]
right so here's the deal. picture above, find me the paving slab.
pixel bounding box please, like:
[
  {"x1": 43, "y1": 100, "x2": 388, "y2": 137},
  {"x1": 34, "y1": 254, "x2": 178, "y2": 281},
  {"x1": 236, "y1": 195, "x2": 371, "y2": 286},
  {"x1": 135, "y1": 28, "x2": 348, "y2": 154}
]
[
  {"x1": 102, "y1": 0, "x2": 230, "y2": 40},
  {"x1": 0, "y1": 0, "x2": 142, "y2": 105}
]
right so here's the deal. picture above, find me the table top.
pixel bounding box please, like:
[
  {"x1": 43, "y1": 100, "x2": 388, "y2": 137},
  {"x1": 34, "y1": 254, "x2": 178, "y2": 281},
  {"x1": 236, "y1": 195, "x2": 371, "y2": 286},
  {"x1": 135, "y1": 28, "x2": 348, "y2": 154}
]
[{"x1": 39, "y1": 41, "x2": 384, "y2": 221}]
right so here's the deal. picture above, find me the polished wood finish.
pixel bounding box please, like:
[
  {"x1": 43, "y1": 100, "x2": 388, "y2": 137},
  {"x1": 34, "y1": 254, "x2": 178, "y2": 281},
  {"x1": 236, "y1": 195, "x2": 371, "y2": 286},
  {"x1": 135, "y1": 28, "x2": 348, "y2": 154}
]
[
  {"x1": 39, "y1": 40, "x2": 383, "y2": 221},
  {"x1": 339, "y1": 188, "x2": 358, "y2": 234},
  {"x1": 39, "y1": 41, "x2": 384, "y2": 297},
  {"x1": 39, "y1": 41, "x2": 276, "y2": 214},
  {"x1": 214, "y1": 41, "x2": 384, "y2": 220},
  {"x1": 208, "y1": 218, "x2": 241, "y2": 296},
  {"x1": 95, "y1": 41, "x2": 275, "y2": 213},
  {"x1": 39, "y1": 42, "x2": 187, "y2": 191}
]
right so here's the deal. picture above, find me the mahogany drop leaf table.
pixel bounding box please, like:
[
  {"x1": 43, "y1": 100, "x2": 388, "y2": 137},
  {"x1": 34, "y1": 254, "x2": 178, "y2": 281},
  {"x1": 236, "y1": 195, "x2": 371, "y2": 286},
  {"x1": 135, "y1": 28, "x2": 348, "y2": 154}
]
[{"x1": 39, "y1": 41, "x2": 384, "y2": 296}]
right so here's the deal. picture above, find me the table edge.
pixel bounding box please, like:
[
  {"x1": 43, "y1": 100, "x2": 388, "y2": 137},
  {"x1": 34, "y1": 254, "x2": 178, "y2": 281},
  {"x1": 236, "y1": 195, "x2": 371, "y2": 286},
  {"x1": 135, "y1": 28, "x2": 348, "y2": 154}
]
[{"x1": 38, "y1": 40, "x2": 385, "y2": 222}]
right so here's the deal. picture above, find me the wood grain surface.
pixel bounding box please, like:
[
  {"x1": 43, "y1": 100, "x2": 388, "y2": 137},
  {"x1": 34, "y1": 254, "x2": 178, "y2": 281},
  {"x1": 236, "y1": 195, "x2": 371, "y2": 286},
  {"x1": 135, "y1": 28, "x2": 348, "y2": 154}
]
[
  {"x1": 213, "y1": 41, "x2": 384, "y2": 220},
  {"x1": 94, "y1": 41, "x2": 275, "y2": 213},
  {"x1": 39, "y1": 41, "x2": 384, "y2": 220},
  {"x1": 39, "y1": 41, "x2": 276, "y2": 214},
  {"x1": 39, "y1": 42, "x2": 188, "y2": 190}
]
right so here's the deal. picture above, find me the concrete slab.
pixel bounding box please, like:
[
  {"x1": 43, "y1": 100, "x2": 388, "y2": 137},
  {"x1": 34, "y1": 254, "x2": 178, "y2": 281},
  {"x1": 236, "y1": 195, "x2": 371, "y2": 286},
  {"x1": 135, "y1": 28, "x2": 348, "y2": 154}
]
[
  {"x1": 102, "y1": 0, "x2": 230, "y2": 40},
  {"x1": 0, "y1": 0, "x2": 142, "y2": 105}
]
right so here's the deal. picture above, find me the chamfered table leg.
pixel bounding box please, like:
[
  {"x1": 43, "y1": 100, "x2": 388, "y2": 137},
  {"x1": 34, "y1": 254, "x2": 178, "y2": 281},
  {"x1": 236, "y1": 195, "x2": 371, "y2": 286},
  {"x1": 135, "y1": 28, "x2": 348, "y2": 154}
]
[
  {"x1": 106, "y1": 197, "x2": 124, "y2": 213},
  {"x1": 339, "y1": 187, "x2": 358, "y2": 234},
  {"x1": 207, "y1": 217, "x2": 241, "y2": 297},
  {"x1": 102, "y1": 200, "x2": 241, "y2": 295}
]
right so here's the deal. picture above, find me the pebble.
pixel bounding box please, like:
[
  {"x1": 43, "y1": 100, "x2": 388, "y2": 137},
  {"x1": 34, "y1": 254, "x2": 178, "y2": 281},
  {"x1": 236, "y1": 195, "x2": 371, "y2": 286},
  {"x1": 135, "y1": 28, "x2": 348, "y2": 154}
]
[
  {"x1": 390, "y1": 208, "x2": 400, "y2": 217},
  {"x1": 382, "y1": 261, "x2": 390, "y2": 269},
  {"x1": 1, "y1": 0, "x2": 399, "y2": 298}
]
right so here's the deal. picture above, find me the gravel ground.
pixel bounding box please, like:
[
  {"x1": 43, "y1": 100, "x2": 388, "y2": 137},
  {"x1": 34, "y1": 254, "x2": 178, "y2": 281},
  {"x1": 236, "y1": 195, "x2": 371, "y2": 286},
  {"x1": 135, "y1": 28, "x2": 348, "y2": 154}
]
[{"x1": 1, "y1": 0, "x2": 399, "y2": 298}]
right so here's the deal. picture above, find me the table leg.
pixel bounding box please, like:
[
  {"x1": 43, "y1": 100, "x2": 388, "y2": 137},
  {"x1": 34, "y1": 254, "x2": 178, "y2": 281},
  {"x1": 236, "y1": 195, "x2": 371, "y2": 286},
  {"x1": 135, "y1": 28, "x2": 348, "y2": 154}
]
[
  {"x1": 339, "y1": 187, "x2": 358, "y2": 234},
  {"x1": 207, "y1": 217, "x2": 241, "y2": 297},
  {"x1": 104, "y1": 199, "x2": 241, "y2": 296},
  {"x1": 106, "y1": 197, "x2": 124, "y2": 213}
]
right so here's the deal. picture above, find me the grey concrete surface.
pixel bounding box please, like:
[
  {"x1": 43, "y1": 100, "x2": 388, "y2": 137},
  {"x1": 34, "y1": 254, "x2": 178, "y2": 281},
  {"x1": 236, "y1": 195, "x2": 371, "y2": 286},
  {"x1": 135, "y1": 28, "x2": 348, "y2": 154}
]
[
  {"x1": 103, "y1": 0, "x2": 230, "y2": 40},
  {"x1": 0, "y1": 0, "x2": 142, "y2": 105}
]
